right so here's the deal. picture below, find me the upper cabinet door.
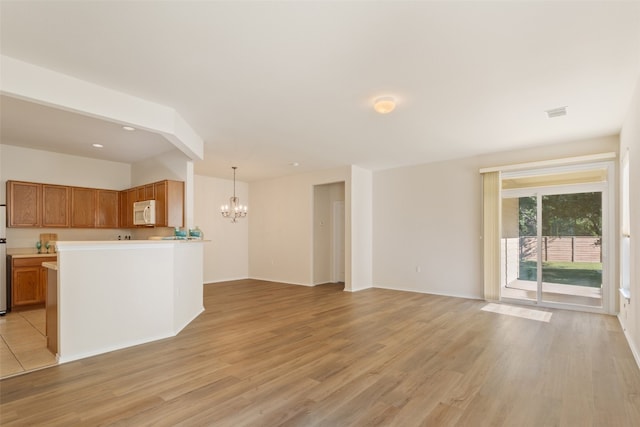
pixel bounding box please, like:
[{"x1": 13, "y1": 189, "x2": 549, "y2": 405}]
[
  {"x1": 166, "y1": 180, "x2": 184, "y2": 228},
  {"x1": 118, "y1": 191, "x2": 128, "y2": 228},
  {"x1": 7, "y1": 181, "x2": 41, "y2": 227},
  {"x1": 71, "y1": 187, "x2": 96, "y2": 228},
  {"x1": 126, "y1": 189, "x2": 137, "y2": 227},
  {"x1": 153, "y1": 180, "x2": 184, "y2": 228},
  {"x1": 96, "y1": 190, "x2": 119, "y2": 228},
  {"x1": 42, "y1": 184, "x2": 70, "y2": 227}
]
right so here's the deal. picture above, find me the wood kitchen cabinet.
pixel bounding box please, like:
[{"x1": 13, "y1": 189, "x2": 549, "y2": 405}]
[
  {"x1": 7, "y1": 181, "x2": 70, "y2": 228},
  {"x1": 7, "y1": 179, "x2": 183, "y2": 229},
  {"x1": 120, "y1": 185, "x2": 145, "y2": 227},
  {"x1": 118, "y1": 180, "x2": 183, "y2": 228},
  {"x1": 136, "y1": 186, "x2": 145, "y2": 202},
  {"x1": 42, "y1": 184, "x2": 70, "y2": 227},
  {"x1": 6, "y1": 181, "x2": 41, "y2": 227},
  {"x1": 10, "y1": 256, "x2": 57, "y2": 309},
  {"x1": 130, "y1": 184, "x2": 153, "y2": 203},
  {"x1": 8, "y1": 180, "x2": 121, "y2": 229},
  {"x1": 71, "y1": 187, "x2": 96, "y2": 228},
  {"x1": 154, "y1": 180, "x2": 184, "y2": 228},
  {"x1": 119, "y1": 191, "x2": 129, "y2": 228},
  {"x1": 144, "y1": 184, "x2": 155, "y2": 200},
  {"x1": 126, "y1": 188, "x2": 137, "y2": 227},
  {"x1": 97, "y1": 190, "x2": 119, "y2": 228}
]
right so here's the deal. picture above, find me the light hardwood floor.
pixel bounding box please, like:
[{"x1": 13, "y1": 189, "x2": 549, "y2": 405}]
[{"x1": 1, "y1": 279, "x2": 639, "y2": 426}]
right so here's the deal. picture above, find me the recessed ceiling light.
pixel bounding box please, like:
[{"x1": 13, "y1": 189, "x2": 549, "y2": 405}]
[
  {"x1": 122, "y1": 126, "x2": 136, "y2": 131},
  {"x1": 545, "y1": 106, "x2": 568, "y2": 118},
  {"x1": 289, "y1": 162, "x2": 300, "y2": 167},
  {"x1": 92, "y1": 143, "x2": 104, "y2": 148}
]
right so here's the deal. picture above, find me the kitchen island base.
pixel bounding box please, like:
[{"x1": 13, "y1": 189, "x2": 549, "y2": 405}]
[{"x1": 55, "y1": 240, "x2": 204, "y2": 363}]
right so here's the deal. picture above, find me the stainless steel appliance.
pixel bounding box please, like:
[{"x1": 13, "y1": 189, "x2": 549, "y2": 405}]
[{"x1": 1, "y1": 204, "x2": 6, "y2": 315}]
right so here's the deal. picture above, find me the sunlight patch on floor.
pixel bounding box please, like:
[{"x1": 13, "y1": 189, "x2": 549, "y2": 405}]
[{"x1": 481, "y1": 303, "x2": 552, "y2": 323}]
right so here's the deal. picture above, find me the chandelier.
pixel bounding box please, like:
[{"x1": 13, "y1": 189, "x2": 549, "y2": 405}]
[{"x1": 220, "y1": 166, "x2": 247, "y2": 223}]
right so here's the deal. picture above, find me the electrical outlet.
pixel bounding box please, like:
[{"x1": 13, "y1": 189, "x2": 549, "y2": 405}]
[{"x1": 416, "y1": 266, "x2": 421, "y2": 273}]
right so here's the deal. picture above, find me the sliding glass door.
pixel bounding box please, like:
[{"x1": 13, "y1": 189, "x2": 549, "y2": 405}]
[
  {"x1": 539, "y1": 191, "x2": 603, "y2": 307},
  {"x1": 501, "y1": 195, "x2": 537, "y2": 302},
  {"x1": 501, "y1": 184, "x2": 606, "y2": 310}
]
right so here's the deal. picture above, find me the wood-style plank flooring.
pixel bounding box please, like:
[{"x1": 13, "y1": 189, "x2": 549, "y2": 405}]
[{"x1": 1, "y1": 279, "x2": 640, "y2": 426}]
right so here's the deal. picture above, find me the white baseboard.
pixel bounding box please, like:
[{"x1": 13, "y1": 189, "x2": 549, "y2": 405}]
[
  {"x1": 372, "y1": 284, "x2": 483, "y2": 300},
  {"x1": 618, "y1": 313, "x2": 640, "y2": 371},
  {"x1": 204, "y1": 277, "x2": 249, "y2": 285},
  {"x1": 248, "y1": 276, "x2": 313, "y2": 287},
  {"x1": 344, "y1": 286, "x2": 371, "y2": 293}
]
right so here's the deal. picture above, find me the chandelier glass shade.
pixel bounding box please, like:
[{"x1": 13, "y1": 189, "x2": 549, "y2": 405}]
[{"x1": 220, "y1": 166, "x2": 247, "y2": 223}]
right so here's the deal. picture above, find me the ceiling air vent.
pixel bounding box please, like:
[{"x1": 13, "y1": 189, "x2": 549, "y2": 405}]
[{"x1": 545, "y1": 106, "x2": 568, "y2": 119}]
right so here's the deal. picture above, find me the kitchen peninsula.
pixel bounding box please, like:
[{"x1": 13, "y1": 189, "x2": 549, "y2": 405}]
[{"x1": 50, "y1": 239, "x2": 204, "y2": 363}]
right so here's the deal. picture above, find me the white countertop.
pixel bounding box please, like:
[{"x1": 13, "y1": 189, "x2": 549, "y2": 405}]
[{"x1": 56, "y1": 239, "x2": 208, "y2": 252}]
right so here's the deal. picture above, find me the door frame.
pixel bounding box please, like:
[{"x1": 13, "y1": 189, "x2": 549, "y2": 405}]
[{"x1": 332, "y1": 200, "x2": 345, "y2": 283}]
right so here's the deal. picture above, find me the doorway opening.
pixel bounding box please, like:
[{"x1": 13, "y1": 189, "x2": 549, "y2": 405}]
[{"x1": 312, "y1": 182, "x2": 345, "y2": 287}]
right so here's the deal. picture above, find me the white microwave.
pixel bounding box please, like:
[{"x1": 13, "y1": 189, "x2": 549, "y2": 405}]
[{"x1": 133, "y1": 200, "x2": 156, "y2": 226}]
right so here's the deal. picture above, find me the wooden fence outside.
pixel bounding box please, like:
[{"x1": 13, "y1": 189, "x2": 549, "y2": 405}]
[{"x1": 519, "y1": 236, "x2": 601, "y2": 263}]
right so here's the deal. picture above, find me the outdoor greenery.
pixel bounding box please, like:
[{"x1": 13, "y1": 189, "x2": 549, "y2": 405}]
[
  {"x1": 514, "y1": 192, "x2": 603, "y2": 289},
  {"x1": 519, "y1": 193, "x2": 602, "y2": 238},
  {"x1": 519, "y1": 261, "x2": 602, "y2": 288}
]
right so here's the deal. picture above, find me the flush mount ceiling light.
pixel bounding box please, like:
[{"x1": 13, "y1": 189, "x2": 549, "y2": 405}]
[
  {"x1": 220, "y1": 166, "x2": 247, "y2": 223},
  {"x1": 92, "y1": 143, "x2": 104, "y2": 148},
  {"x1": 545, "y1": 106, "x2": 568, "y2": 119},
  {"x1": 122, "y1": 126, "x2": 136, "y2": 131},
  {"x1": 373, "y1": 96, "x2": 396, "y2": 114}
]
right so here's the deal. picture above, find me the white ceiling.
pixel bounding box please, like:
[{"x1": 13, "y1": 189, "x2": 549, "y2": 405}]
[{"x1": 1, "y1": 1, "x2": 639, "y2": 182}]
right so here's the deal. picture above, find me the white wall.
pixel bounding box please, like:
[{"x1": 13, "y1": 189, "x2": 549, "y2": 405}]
[
  {"x1": 131, "y1": 149, "x2": 190, "y2": 185},
  {"x1": 0, "y1": 144, "x2": 132, "y2": 247},
  {"x1": 0, "y1": 144, "x2": 131, "y2": 198},
  {"x1": 349, "y1": 166, "x2": 373, "y2": 291},
  {"x1": 194, "y1": 174, "x2": 249, "y2": 283},
  {"x1": 249, "y1": 166, "x2": 372, "y2": 292},
  {"x1": 249, "y1": 167, "x2": 349, "y2": 285},
  {"x1": 373, "y1": 156, "x2": 482, "y2": 298},
  {"x1": 619, "y1": 75, "x2": 640, "y2": 366},
  {"x1": 373, "y1": 135, "x2": 619, "y2": 299}
]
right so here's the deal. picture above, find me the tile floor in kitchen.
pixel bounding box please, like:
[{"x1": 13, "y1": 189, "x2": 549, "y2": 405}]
[{"x1": 0, "y1": 308, "x2": 57, "y2": 379}]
